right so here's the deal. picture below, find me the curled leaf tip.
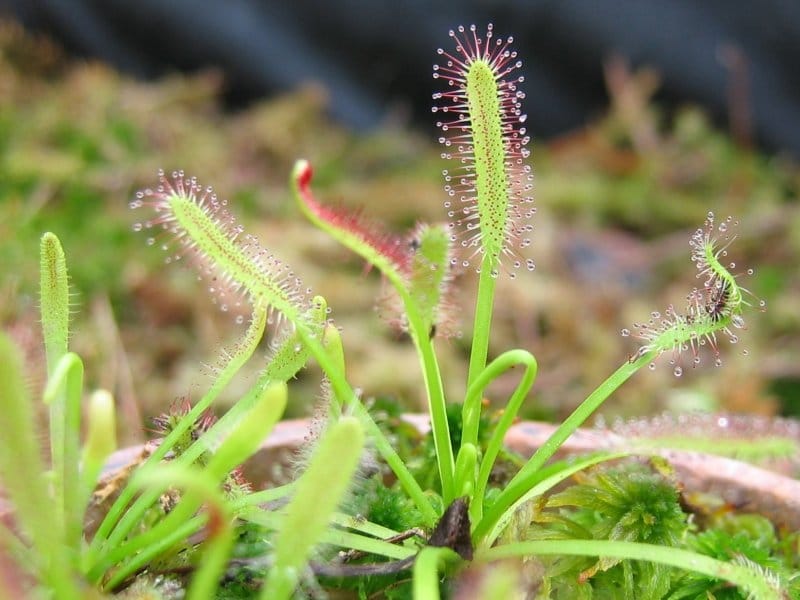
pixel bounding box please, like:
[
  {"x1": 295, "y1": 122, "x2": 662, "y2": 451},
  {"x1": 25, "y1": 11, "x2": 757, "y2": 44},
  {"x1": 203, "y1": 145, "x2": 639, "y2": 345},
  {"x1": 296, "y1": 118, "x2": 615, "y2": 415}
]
[
  {"x1": 292, "y1": 159, "x2": 413, "y2": 276},
  {"x1": 625, "y1": 212, "x2": 760, "y2": 376},
  {"x1": 293, "y1": 159, "x2": 313, "y2": 188}
]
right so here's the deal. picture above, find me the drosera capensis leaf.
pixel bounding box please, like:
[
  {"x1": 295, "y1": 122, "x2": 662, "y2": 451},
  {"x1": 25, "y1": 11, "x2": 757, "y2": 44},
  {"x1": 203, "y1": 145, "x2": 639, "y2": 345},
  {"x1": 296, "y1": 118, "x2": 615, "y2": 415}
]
[
  {"x1": 434, "y1": 25, "x2": 536, "y2": 389},
  {"x1": 292, "y1": 159, "x2": 413, "y2": 284},
  {"x1": 396, "y1": 223, "x2": 457, "y2": 338},
  {"x1": 262, "y1": 416, "x2": 365, "y2": 600},
  {"x1": 433, "y1": 24, "x2": 535, "y2": 275},
  {"x1": 623, "y1": 212, "x2": 765, "y2": 376},
  {"x1": 131, "y1": 169, "x2": 313, "y2": 328},
  {"x1": 129, "y1": 168, "x2": 439, "y2": 527},
  {"x1": 292, "y1": 160, "x2": 456, "y2": 500},
  {"x1": 39, "y1": 232, "x2": 70, "y2": 375},
  {"x1": 39, "y1": 233, "x2": 84, "y2": 559}
]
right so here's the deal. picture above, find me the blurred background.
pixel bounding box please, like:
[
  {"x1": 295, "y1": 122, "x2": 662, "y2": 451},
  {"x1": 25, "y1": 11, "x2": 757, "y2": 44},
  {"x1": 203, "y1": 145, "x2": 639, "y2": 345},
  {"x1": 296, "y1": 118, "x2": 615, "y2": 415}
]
[{"x1": 1, "y1": 2, "x2": 799, "y2": 447}]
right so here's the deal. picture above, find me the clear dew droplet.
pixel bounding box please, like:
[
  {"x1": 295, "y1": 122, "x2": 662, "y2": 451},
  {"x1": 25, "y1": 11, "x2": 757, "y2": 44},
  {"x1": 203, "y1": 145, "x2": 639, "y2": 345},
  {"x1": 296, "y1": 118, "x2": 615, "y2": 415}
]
[
  {"x1": 648, "y1": 362, "x2": 656, "y2": 370},
  {"x1": 621, "y1": 328, "x2": 630, "y2": 337},
  {"x1": 673, "y1": 366, "x2": 683, "y2": 377}
]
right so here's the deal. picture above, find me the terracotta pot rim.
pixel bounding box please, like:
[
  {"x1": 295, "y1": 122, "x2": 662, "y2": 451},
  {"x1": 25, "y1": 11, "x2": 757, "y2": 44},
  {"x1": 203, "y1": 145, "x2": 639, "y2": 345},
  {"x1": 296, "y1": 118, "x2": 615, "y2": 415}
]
[{"x1": 3, "y1": 415, "x2": 799, "y2": 531}]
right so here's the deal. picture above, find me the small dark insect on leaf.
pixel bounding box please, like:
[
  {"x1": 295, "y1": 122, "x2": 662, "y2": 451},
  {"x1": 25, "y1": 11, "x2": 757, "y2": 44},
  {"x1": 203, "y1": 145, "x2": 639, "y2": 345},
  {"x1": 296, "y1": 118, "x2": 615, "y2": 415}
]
[
  {"x1": 428, "y1": 496, "x2": 473, "y2": 560},
  {"x1": 706, "y1": 279, "x2": 731, "y2": 322}
]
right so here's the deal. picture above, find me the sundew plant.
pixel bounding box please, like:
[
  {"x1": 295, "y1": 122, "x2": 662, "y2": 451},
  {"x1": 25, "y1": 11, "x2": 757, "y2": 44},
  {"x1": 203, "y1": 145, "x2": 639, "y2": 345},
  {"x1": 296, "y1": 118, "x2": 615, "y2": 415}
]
[
  {"x1": 125, "y1": 24, "x2": 777, "y2": 598},
  {"x1": 0, "y1": 23, "x2": 785, "y2": 600}
]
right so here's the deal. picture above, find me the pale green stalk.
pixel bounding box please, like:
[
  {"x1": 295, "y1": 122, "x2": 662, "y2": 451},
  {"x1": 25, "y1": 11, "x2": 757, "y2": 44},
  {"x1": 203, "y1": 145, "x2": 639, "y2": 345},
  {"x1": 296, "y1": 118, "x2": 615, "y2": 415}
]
[
  {"x1": 467, "y1": 256, "x2": 499, "y2": 388},
  {"x1": 412, "y1": 547, "x2": 459, "y2": 600},
  {"x1": 42, "y1": 352, "x2": 83, "y2": 560},
  {"x1": 261, "y1": 417, "x2": 365, "y2": 600},
  {"x1": 481, "y1": 540, "x2": 783, "y2": 599},
  {"x1": 462, "y1": 350, "x2": 538, "y2": 521},
  {"x1": 0, "y1": 334, "x2": 80, "y2": 598}
]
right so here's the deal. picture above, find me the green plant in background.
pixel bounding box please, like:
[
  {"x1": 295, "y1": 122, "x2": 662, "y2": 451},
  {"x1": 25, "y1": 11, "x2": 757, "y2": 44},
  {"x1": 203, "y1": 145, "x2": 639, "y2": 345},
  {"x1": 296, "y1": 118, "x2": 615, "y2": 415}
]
[{"x1": 0, "y1": 22, "x2": 794, "y2": 600}]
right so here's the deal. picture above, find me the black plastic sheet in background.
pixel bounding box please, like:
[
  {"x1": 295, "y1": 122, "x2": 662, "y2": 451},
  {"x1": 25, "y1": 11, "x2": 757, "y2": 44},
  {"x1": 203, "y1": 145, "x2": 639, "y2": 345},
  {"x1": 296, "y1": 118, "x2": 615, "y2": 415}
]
[{"x1": 4, "y1": 0, "x2": 800, "y2": 156}]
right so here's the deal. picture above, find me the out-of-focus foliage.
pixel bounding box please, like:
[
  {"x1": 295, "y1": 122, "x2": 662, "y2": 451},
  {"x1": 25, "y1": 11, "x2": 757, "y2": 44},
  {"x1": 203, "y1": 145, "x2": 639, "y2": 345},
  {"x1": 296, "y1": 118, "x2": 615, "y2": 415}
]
[{"x1": 1, "y1": 22, "x2": 798, "y2": 445}]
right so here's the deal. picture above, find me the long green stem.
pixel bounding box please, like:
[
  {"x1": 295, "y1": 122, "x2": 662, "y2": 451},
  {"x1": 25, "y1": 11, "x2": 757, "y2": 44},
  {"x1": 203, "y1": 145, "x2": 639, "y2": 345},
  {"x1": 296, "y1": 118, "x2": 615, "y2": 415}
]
[
  {"x1": 0, "y1": 334, "x2": 81, "y2": 599},
  {"x1": 42, "y1": 353, "x2": 84, "y2": 559},
  {"x1": 480, "y1": 540, "x2": 782, "y2": 599},
  {"x1": 466, "y1": 255, "x2": 498, "y2": 389},
  {"x1": 413, "y1": 547, "x2": 459, "y2": 600},
  {"x1": 468, "y1": 351, "x2": 538, "y2": 522},
  {"x1": 457, "y1": 349, "x2": 537, "y2": 510},
  {"x1": 474, "y1": 350, "x2": 655, "y2": 542},
  {"x1": 294, "y1": 325, "x2": 438, "y2": 526},
  {"x1": 411, "y1": 319, "x2": 455, "y2": 502}
]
